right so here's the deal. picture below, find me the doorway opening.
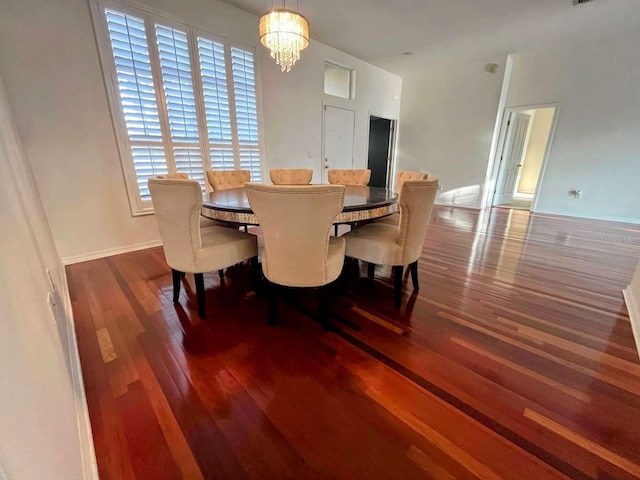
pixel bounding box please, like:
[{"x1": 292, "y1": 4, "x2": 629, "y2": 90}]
[
  {"x1": 492, "y1": 105, "x2": 558, "y2": 211},
  {"x1": 367, "y1": 116, "x2": 396, "y2": 188}
]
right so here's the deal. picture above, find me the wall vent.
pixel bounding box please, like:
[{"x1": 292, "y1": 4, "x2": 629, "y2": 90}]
[{"x1": 572, "y1": 0, "x2": 594, "y2": 5}]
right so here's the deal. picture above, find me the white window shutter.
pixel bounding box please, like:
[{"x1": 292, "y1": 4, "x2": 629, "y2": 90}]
[
  {"x1": 231, "y1": 47, "x2": 261, "y2": 181},
  {"x1": 105, "y1": 10, "x2": 167, "y2": 202},
  {"x1": 100, "y1": 7, "x2": 264, "y2": 210},
  {"x1": 155, "y1": 25, "x2": 199, "y2": 143},
  {"x1": 173, "y1": 147, "x2": 206, "y2": 189},
  {"x1": 210, "y1": 148, "x2": 235, "y2": 171},
  {"x1": 132, "y1": 146, "x2": 168, "y2": 201},
  {"x1": 197, "y1": 38, "x2": 233, "y2": 147},
  {"x1": 239, "y1": 148, "x2": 261, "y2": 182}
]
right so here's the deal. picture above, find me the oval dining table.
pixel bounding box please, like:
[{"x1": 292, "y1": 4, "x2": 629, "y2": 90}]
[{"x1": 201, "y1": 185, "x2": 398, "y2": 226}]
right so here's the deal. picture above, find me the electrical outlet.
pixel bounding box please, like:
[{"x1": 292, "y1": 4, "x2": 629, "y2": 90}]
[
  {"x1": 569, "y1": 188, "x2": 582, "y2": 198},
  {"x1": 307, "y1": 151, "x2": 314, "y2": 159},
  {"x1": 46, "y1": 268, "x2": 56, "y2": 292}
]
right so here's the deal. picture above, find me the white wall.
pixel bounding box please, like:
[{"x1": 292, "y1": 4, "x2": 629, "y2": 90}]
[
  {"x1": 0, "y1": 81, "x2": 96, "y2": 480},
  {"x1": 262, "y1": 42, "x2": 402, "y2": 181},
  {"x1": 396, "y1": 56, "x2": 507, "y2": 207},
  {"x1": 506, "y1": 31, "x2": 640, "y2": 223},
  {"x1": 0, "y1": 0, "x2": 401, "y2": 262}
]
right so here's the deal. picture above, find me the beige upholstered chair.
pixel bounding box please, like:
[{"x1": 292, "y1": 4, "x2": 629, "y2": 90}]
[
  {"x1": 343, "y1": 177, "x2": 438, "y2": 308},
  {"x1": 245, "y1": 184, "x2": 346, "y2": 328},
  {"x1": 157, "y1": 173, "x2": 190, "y2": 180},
  {"x1": 375, "y1": 170, "x2": 429, "y2": 226},
  {"x1": 148, "y1": 177, "x2": 258, "y2": 317},
  {"x1": 206, "y1": 169, "x2": 251, "y2": 191},
  {"x1": 326, "y1": 168, "x2": 372, "y2": 236},
  {"x1": 206, "y1": 169, "x2": 252, "y2": 232},
  {"x1": 328, "y1": 169, "x2": 371, "y2": 235},
  {"x1": 269, "y1": 168, "x2": 313, "y2": 185},
  {"x1": 328, "y1": 169, "x2": 371, "y2": 186},
  {"x1": 156, "y1": 172, "x2": 226, "y2": 231},
  {"x1": 395, "y1": 170, "x2": 429, "y2": 193}
]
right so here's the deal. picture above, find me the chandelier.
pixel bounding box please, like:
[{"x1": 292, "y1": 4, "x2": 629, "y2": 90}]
[{"x1": 259, "y1": 3, "x2": 310, "y2": 73}]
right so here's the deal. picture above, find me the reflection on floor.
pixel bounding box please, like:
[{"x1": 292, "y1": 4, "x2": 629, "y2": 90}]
[
  {"x1": 496, "y1": 198, "x2": 532, "y2": 210},
  {"x1": 68, "y1": 206, "x2": 640, "y2": 480}
]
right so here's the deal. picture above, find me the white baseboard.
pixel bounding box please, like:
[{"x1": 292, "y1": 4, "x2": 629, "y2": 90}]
[
  {"x1": 60, "y1": 268, "x2": 100, "y2": 479},
  {"x1": 62, "y1": 239, "x2": 162, "y2": 265},
  {"x1": 533, "y1": 208, "x2": 640, "y2": 225},
  {"x1": 623, "y1": 286, "x2": 640, "y2": 361},
  {"x1": 434, "y1": 201, "x2": 481, "y2": 211}
]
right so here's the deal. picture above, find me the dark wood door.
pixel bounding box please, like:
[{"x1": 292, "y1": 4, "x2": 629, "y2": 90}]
[{"x1": 367, "y1": 116, "x2": 392, "y2": 188}]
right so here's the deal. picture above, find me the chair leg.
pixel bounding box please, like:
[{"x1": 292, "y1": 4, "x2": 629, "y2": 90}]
[
  {"x1": 410, "y1": 261, "x2": 419, "y2": 291},
  {"x1": 244, "y1": 225, "x2": 248, "y2": 233},
  {"x1": 218, "y1": 269, "x2": 225, "y2": 280},
  {"x1": 250, "y1": 255, "x2": 259, "y2": 282},
  {"x1": 334, "y1": 224, "x2": 339, "y2": 236},
  {"x1": 171, "y1": 269, "x2": 181, "y2": 303},
  {"x1": 393, "y1": 265, "x2": 403, "y2": 308},
  {"x1": 194, "y1": 273, "x2": 206, "y2": 318},
  {"x1": 367, "y1": 262, "x2": 375, "y2": 279},
  {"x1": 268, "y1": 282, "x2": 279, "y2": 326},
  {"x1": 317, "y1": 285, "x2": 331, "y2": 332}
]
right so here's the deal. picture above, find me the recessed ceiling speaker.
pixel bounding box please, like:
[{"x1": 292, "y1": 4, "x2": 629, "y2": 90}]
[{"x1": 484, "y1": 63, "x2": 501, "y2": 73}]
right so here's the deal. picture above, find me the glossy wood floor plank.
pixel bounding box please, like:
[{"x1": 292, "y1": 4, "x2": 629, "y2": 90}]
[{"x1": 68, "y1": 207, "x2": 640, "y2": 479}]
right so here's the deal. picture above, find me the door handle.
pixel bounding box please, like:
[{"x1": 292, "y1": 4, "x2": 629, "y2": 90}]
[{"x1": 517, "y1": 164, "x2": 523, "y2": 167}]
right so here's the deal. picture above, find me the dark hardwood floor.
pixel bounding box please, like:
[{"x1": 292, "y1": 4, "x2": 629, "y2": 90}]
[{"x1": 68, "y1": 206, "x2": 640, "y2": 480}]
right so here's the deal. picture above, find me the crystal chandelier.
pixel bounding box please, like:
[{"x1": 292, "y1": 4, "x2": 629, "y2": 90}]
[{"x1": 259, "y1": 3, "x2": 310, "y2": 73}]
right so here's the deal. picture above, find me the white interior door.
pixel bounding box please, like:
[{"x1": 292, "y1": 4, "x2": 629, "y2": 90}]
[
  {"x1": 323, "y1": 106, "x2": 355, "y2": 183},
  {"x1": 494, "y1": 112, "x2": 530, "y2": 205}
]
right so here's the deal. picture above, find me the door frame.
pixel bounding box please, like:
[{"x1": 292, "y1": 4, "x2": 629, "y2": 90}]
[
  {"x1": 366, "y1": 111, "x2": 398, "y2": 189},
  {"x1": 482, "y1": 103, "x2": 561, "y2": 212}
]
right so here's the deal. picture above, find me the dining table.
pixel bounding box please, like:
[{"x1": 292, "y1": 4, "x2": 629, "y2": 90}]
[{"x1": 201, "y1": 185, "x2": 398, "y2": 225}]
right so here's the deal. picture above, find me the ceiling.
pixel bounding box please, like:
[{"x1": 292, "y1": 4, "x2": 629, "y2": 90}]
[{"x1": 219, "y1": 0, "x2": 640, "y2": 74}]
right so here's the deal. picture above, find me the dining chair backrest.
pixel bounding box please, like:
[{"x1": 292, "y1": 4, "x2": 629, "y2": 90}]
[
  {"x1": 245, "y1": 184, "x2": 345, "y2": 287},
  {"x1": 397, "y1": 177, "x2": 439, "y2": 265},
  {"x1": 157, "y1": 173, "x2": 190, "y2": 179},
  {"x1": 396, "y1": 170, "x2": 428, "y2": 194},
  {"x1": 206, "y1": 169, "x2": 251, "y2": 191},
  {"x1": 327, "y1": 169, "x2": 371, "y2": 186},
  {"x1": 269, "y1": 168, "x2": 313, "y2": 185},
  {"x1": 148, "y1": 177, "x2": 203, "y2": 273}
]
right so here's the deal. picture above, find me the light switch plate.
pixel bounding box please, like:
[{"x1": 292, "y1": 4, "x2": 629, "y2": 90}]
[{"x1": 46, "y1": 268, "x2": 56, "y2": 293}]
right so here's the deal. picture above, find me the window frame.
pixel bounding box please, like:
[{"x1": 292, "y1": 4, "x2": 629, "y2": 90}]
[
  {"x1": 91, "y1": 0, "x2": 266, "y2": 215},
  {"x1": 323, "y1": 60, "x2": 356, "y2": 100}
]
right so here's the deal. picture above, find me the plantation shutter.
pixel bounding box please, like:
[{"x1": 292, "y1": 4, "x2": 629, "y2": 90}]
[
  {"x1": 99, "y1": 4, "x2": 264, "y2": 212},
  {"x1": 155, "y1": 24, "x2": 206, "y2": 190},
  {"x1": 197, "y1": 37, "x2": 236, "y2": 172},
  {"x1": 231, "y1": 47, "x2": 261, "y2": 182},
  {"x1": 105, "y1": 9, "x2": 167, "y2": 202}
]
